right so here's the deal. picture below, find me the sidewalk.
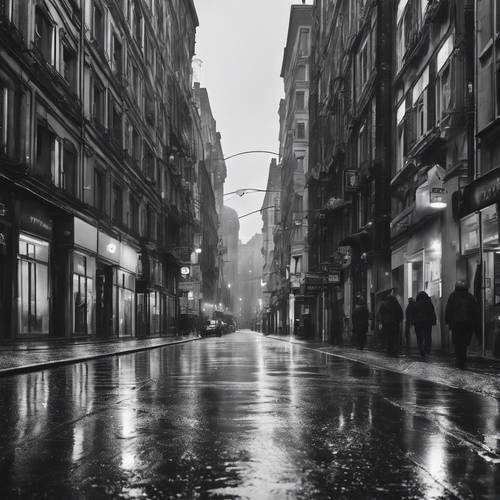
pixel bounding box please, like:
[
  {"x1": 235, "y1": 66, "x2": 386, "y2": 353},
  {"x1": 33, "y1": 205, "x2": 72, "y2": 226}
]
[
  {"x1": 0, "y1": 334, "x2": 200, "y2": 376},
  {"x1": 265, "y1": 334, "x2": 500, "y2": 400}
]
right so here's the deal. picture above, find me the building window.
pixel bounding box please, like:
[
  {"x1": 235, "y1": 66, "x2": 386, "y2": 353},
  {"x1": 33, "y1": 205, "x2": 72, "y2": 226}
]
[
  {"x1": 298, "y1": 28, "x2": 309, "y2": 57},
  {"x1": 92, "y1": 1, "x2": 105, "y2": 50},
  {"x1": 132, "y1": 127, "x2": 141, "y2": 164},
  {"x1": 396, "y1": 100, "x2": 406, "y2": 174},
  {"x1": 296, "y1": 63, "x2": 307, "y2": 81},
  {"x1": 112, "y1": 183, "x2": 123, "y2": 224},
  {"x1": 296, "y1": 122, "x2": 306, "y2": 139},
  {"x1": 130, "y1": 194, "x2": 139, "y2": 232},
  {"x1": 145, "y1": 91, "x2": 155, "y2": 126},
  {"x1": 111, "y1": 32, "x2": 123, "y2": 76},
  {"x1": 60, "y1": 42, "x2": 77, "y2": 90},
  {"x1": 436, "y1": 34, "x2": 454, "y2": 122},
  {"x1": 144, "y1": 144, "x2": 155, "y2": 180},
  {"x1": 92, "y1": 78, "x2": 105, "y2": 126},
  {"x1": 0, "y1": 85, "x2": 7, "y2": 152},
  {"x1": 36, "y1": 122, "x2": 55, "y2": 179},
  {"x1": 108, "y1": 95, "x2": 122, "y2": 146},
  {"x1": 133, "y1": 0, "x2": 142, "y2": 45},
  {"x1": 34, "y1": 6, "x2": 53, "y2": 63},
  {"x1": 358, "y1": 122, "x2": 370, "y2": 165},
  {"x1": 296, "y1": 91, "x2": 305, "y2": 110},
  {"x1": 18, "y1": 234, "x2": 50, "y2": 334},
  {"x1": 358, "y1": 36, "x2": 370, "y2": 92},
  {"x1": 412, "y1": 67, "x2": 429, "y2": 140},
  {"x1": 63, "y1": 141, "x2": 77, "y2": 196},
  {"x1": 73, "y1": 253, "x2": 95, "y2": 335},
  {"x1": 93, "y1": 168, "x2": 105, "y2": 213}
]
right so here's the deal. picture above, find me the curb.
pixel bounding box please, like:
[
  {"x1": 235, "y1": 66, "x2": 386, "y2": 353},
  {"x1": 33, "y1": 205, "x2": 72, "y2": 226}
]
[
  {"x1": 263, "y1": 334, "x2": 500, "y2": 400},
  {"x1": 0, "y1": 336, "x2": 201, "y2": 377}
]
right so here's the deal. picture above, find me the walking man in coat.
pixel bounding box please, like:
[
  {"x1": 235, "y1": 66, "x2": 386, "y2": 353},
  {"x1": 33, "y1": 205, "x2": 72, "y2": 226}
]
[
  {"x1": 378, "y1": 289, "x2": 404, "y2": 356},
  {"x1": 352, "y1": 297, "x2": 369, "y2": 350},
  {"x1": 412, "y1": 291, "x2": 436, "y2": 360},
  {"x1": 445, "y1": 281, "x2": 479, "y2": 369}
]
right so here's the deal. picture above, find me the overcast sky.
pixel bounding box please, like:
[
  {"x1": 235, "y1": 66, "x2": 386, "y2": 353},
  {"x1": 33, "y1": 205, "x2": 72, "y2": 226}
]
[{"x1": 193, "y1": 0, "x2": 311, "y2": 243}]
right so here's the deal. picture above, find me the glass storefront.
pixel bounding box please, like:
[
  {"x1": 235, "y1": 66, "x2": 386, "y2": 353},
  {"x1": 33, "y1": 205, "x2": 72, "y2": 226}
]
[
  {"x1": 73, "y1": 252, "x2": 95, "y2": 335},
  {"x1": 149, "y1": 290, "x2": 162, "y2": 336},
  {"x1": 116, "y1": 269, "x2": 135, "y2": 337},
  {"x1": 460, "y1": 204, "x2": 500, "y2": 354},
  {"x1": 18, "y1": 234, "x2": 50, "y2": 334}
]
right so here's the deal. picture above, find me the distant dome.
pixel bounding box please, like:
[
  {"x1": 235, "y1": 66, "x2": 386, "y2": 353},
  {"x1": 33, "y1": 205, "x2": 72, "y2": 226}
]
[{"x1": 222, "y1": 206, "x2": 240, "y2": 232}]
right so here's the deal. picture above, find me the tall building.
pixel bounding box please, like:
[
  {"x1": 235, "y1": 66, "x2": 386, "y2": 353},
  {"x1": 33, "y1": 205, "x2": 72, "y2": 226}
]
[
  {"x1": 308, "y1": 0, "x2": 393, "y2": 342},
  {"x1": 261, "y1": 158, "x2": 281, "y2": 334},
  {"x1": 237, "y1": 234, "x2": 263, "y2": 329},
  {"x1": 454, "y1": 0, "x2": 497, "y2": 356},
  {"x1": 274, "y1": 3, "x2": 313, "y2": 336},
  {"x1": 0, "y1": 0, "x2": 199, "y2": 339},
  {"x1": 390, "y1": 0, "x2": 474, "y2": 352},
  {"x1": 220, "y1": 206, "x2": 239, "y2": 311}
]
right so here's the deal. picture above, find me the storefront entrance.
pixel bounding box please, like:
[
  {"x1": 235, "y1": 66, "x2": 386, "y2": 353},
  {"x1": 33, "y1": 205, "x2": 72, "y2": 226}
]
[{"x1": 96, "y1": 262, "x2": 113, "y2": 338}]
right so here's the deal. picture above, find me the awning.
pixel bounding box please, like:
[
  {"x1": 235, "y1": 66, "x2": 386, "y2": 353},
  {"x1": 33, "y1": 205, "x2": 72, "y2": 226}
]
[{"x1": 338, "y1": 230, "x2": 370, "y2": 247}]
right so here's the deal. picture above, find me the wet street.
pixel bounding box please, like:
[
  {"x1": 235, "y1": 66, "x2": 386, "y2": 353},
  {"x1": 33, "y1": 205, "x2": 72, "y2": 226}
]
[{"x1": 0, "y1": 332, "x2": 499, "y2": 499}]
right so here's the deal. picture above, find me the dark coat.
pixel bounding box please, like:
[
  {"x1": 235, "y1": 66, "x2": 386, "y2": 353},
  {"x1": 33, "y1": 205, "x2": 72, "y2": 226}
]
[
  {"x1": 412, "y1": 291, "x2": 437, "y2": 328},
  {"x1": 352, "y1": 303, "x2": 369, "y2": 332},
  {"x1": 405, "y1": 300, "x2": 416, "y2": 324},
  {"x1": 445, "y1": 287, "x2": 479, "y2": 331},
  {"x1": 378, "y1": 295, "x2": 403, "y2": 326}
]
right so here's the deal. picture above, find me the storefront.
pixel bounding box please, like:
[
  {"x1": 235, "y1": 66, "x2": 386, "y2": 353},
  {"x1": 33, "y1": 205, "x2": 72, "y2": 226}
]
[
  {"x1": 392, "y1": 218, "x2": 443, "y2": 349},
  {"x1": 16, "y1": 201, "x2": 54, "y2": 336},
  {"x1": 458, "y1": 166, "x2": 500, "y2": 356}
]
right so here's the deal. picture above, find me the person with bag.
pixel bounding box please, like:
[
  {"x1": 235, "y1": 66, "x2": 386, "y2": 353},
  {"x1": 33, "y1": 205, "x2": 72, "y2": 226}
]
[
  {"x1": 445, "y1": 281, "x2": 479, "y2": 369},
  {"x1": 352, "y1": 297, "x2": 369, "y2": 350},
  {"x1": 411, "y1": 291, "x2": 436, "y2": 360}
]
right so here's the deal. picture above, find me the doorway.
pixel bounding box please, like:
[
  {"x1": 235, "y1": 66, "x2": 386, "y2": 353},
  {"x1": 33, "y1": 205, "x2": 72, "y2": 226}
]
[{"x1": 95, "y1": 263, "x2": 113, "y2": 337}]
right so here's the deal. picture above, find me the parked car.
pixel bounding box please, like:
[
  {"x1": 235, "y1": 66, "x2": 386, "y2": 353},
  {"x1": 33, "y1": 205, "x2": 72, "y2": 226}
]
[{"x1": 201, "y1": 320, "x2": 217, "y2": 337}]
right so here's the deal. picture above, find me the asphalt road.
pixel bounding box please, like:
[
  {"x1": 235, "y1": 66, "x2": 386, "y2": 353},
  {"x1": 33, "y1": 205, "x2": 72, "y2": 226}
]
[{"x1": 0, "y1": 331, "x2": 498, "y2": 499}]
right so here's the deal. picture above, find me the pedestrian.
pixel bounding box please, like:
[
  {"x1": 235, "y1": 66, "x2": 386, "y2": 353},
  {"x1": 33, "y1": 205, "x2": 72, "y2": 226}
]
[
  {"x1": 352, "y1": 297, "x2": 369, "y2": 350},
  {"x1": 445, "y1": 281, "x2": 479, "y2": 369},
  {"x1": 404, "y1": 297, "x2": 415, "y2": 351},
  {"x1": 411, "y1": 291, "x2": 436, "y2": 360},
  {"x1": 378, "y1": 289, "x2": 404, "y2": 356}
]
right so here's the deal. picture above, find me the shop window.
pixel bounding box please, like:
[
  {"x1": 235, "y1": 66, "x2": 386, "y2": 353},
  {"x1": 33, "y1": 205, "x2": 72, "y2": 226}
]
[
  {"x1": 149, "y1": 290, "x2": 161, "y2": 335},
  {"x1": 112, "y1": 183, "x2": 123, "y2": 224},
  {"x1": 73, "y1": 253, "x2": 95, "y2": 335},
  {"x1": 92, "y1": 78, "x2": 105, "y2": 126},
  {"x1": 18, "y1": 234, "x2": 50, "y2": 334},
  {"x1": 92, "y1": 1, "x2": 105, "y2": 51},
  {"x1": 34, "y1": 6, "x2": 53, "y2": 63},
  {"x1": 116, "y1": 270, "x2": 135, "y2": 336},
  {"x1": 61, "y1": 43, "x2": 77, "y2": 90},
  {"x1": 93, "y1": 168, "x2": 105, "y2": 213}
]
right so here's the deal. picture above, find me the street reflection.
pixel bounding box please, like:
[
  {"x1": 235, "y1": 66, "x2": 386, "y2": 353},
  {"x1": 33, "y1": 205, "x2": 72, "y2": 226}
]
[{"x1": 0, "y1": 334, "x2": 498, "y2": 498}]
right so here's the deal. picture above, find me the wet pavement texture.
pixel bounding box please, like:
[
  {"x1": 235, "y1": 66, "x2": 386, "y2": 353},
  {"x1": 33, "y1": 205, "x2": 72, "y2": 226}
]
[{"x1": 0, "y1": 331, "x2": 499, "y2": 499}]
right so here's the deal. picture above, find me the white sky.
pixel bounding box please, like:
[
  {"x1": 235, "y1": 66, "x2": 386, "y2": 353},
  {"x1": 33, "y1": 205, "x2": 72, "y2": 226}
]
[{"x1": 193, "y1": 0, "x2": 311, "y2": 243}]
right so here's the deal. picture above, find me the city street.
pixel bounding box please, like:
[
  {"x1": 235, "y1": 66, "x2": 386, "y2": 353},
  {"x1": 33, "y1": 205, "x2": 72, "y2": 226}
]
[{"x1": 0, "y1": 331, "x2": 498, "y2": 499}]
